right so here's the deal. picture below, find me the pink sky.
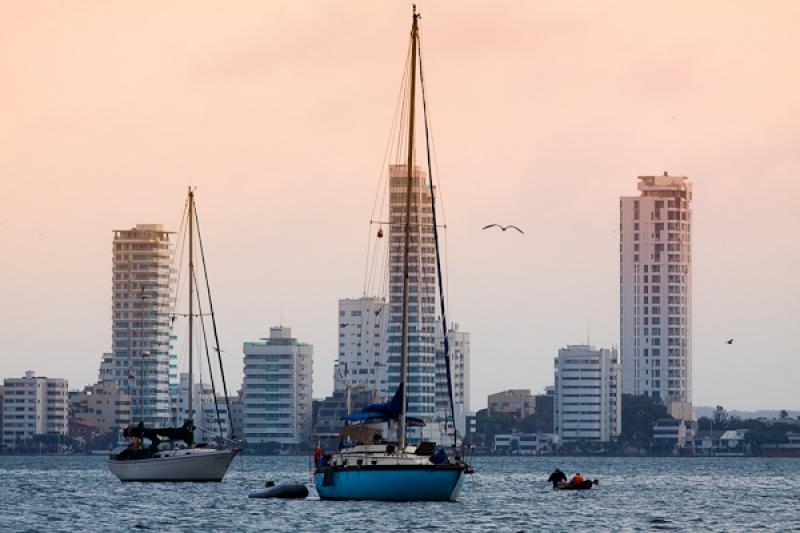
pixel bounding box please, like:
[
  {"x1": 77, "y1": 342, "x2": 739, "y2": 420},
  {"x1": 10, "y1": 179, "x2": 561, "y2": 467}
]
[{"x1": 1, "y1": 1, "x2": 799, "y2": 410}]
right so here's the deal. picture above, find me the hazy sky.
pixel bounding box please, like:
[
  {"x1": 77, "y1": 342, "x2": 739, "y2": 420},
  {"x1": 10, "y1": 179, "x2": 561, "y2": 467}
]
[{"x1": 1, "y1": 1, "x2": 799, "y2": 411}]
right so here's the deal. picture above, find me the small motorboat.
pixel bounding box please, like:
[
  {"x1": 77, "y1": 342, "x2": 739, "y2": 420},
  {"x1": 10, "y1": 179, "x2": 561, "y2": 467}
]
[
  {"x1": 248, "y1": 481, "x2": 309, "y2": 499},
  {"x1": 556, "y1": 479, "x2": 599, "y2": 491}
]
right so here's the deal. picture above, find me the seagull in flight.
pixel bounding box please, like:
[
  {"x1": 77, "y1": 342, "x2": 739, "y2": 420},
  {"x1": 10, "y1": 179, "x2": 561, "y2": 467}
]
[
  {"x1": 726, "y1": 339, "x2": 734, "y2": 344},
  {"x1": 482, "y1": 224, "x2": 524, "y2": 234}
]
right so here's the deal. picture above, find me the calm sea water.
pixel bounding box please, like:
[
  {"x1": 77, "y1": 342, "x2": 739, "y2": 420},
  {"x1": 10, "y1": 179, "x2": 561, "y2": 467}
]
[{"x1": 0, "y1": 455, "x2": 798, "y2": 532}]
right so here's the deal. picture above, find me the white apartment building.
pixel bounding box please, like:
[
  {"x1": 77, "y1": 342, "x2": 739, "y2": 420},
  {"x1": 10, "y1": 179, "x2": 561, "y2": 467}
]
[
  {"x1": 620, "y1": 173, "x2": 693, "y2": 406},
  {"x1": 435, "y1": 323, "x2": 471, "y2": 438},
  {"x1": 242, "y1": 327, "x2": 313, "y2": 446},
  {"x1": 554, "y1": 345, "x2": 621, "y2": 443},
  {"x1": 108, "y1": 224, "x2": 175, "y2": 426},
  {"x1": 2, "y1": 372, "x2": 68, "y2": 447},
  {"x1": 335, "y1": 296, "x2": 388, "y2": 392},
  {"x1": 386, "y1": 164, "x2": 438, "y2": 441}
]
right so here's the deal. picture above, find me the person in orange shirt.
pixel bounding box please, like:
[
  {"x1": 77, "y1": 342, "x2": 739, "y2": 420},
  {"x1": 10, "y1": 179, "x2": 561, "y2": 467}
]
[{"x1": 570, "y1": 472, "x2": 584, "y2": 486}]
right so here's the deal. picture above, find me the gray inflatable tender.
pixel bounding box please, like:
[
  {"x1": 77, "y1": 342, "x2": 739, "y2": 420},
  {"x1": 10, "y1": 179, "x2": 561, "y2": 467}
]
[{"x1": 248, "y1": 481, "x2": 309, "y2": 499}]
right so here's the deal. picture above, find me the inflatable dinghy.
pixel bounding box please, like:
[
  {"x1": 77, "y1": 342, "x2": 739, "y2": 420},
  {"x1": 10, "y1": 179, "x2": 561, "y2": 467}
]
[
  {"x1": 556, "y1": 479, "x2": 598, "y2": 491},
  {"x1": 248, "y1": 481, "x2": 309, "y2": 499}
]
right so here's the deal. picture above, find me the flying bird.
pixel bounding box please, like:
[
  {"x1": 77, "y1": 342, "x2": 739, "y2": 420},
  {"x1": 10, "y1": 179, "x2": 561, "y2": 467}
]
[
  {"x1": 726, "y1": 339, "x2": 734, "y2": 344},
  {"x1": 482, "y1": 224, "x2": 524, "y2": 234}
]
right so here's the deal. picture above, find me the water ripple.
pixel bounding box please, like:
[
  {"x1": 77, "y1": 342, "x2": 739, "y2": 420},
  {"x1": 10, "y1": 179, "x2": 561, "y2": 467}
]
[{"x1": 1, "y1": 456, "x2": 799, "y2": 531}]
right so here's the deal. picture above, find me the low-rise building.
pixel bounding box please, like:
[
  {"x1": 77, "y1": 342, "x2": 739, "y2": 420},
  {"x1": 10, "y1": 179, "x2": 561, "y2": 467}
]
[
  {"x1": 2, "y1": 371, "x2": 68, "y2": 448},
  {"x1": 242, "y1": 326, "x2": 313, "y2": 447},
  {"x1": 692, "y1": 430, "x2": 725, "y2": 455},
  {"x1": 717, "y1": 429, "x2": 749, "y2": 456},
  {"x1": 488, "y1": 389, "x2": 534, "y2": 420},
  {"x1": 493, "y1": 433, "x2": 555, "y2": 455},
  {"x1": 69, "y1": 380, "x2": 131, "y2": 437},
  {"x1": 652, "y1": 418, "x2": 688, "y2": 453}
]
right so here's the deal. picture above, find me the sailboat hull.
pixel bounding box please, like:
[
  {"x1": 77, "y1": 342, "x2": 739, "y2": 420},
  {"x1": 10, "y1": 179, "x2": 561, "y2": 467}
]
[
  {"x1": 314, "y1": 465, "x2": 466, "y2": 501},
  {"x1": 108, "y1": 448, "x2": 237, "y2": 482}
]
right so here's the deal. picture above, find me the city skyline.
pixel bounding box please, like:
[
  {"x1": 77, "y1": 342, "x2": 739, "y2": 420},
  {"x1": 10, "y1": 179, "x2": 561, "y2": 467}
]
[{"x1": 1, "y1": 1, "x2": 799, "y2": 411}]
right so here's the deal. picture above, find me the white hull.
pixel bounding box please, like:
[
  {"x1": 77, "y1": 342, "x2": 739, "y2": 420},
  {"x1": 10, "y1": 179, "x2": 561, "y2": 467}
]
[{"x1": 108, "y1": 448, "x2": 237, "y2": 482}]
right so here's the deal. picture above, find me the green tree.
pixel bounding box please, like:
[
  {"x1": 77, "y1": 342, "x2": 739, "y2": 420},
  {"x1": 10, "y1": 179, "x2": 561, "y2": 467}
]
[
  {"x1": 620, "y1": 394, "x2": 671, "y2": 449},
  {"x1": 712, "y1": 405, "x2": 729, "y2": 427}
]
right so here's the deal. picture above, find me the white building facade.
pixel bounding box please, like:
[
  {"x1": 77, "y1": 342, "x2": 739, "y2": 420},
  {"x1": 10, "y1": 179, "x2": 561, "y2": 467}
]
[
  {"x1": 242, "y1": 327, "x2": 313, "y2": 446},
  {"x1": 435, "y1": 323, "x2": 471, "y2": 439},
  {"x1": 386, "y1": 164, "x2": 438, "y2": 441},
  {"x1": 335, "y1": 296, "x2": 388, "y2": 393},
  {"x1": 620, "y1": 174, "x2": 693, "y2": 406},
  {"x1": 108, "y1": 224, "x2": 174, "y2": 427},
  {"x1": 2, "y1": 371, "x2": 68, "y2": 447},
  {"x1": 554, "y1": 345, "x2": 621, "y2": 443}
]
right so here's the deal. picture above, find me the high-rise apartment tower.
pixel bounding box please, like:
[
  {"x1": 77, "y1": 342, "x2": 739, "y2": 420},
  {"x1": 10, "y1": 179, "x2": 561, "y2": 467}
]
[{"x1": 620, "y1": 174, "x2": 692, "y2": 405}]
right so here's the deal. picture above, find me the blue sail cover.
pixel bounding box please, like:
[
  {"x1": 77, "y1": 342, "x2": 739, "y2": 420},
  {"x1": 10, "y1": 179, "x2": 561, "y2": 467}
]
[{"x1": 340, "y1": 384, "x2": 426, "y2": 427}]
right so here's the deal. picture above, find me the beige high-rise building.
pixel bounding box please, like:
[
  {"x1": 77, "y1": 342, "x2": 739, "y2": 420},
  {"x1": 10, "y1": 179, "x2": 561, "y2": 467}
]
[
  {"x1": 386, "y1": 164, "x2": 438, "y2": 440},
  {"x1": 109, "y1": 224, "x2": 174, "y2": 426},
  {"x1": 620, "y1": 173, "x2": 693, "y2": 407}
]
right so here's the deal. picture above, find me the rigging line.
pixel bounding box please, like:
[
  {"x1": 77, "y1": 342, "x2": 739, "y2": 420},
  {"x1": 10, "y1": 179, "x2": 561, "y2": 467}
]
[
  {"x1": 171, "y1": 198, "x2": 190, "y2": 314},
  {"x1": 172, "y1": 208, "x2": 190, "y2": 328},
  {"x1": 418, "y1": 33, "x2": 457, "y2": 448},
  {"x1": 192, "y1": 265, "x2": 224, "y2": 439},
  {"x1": 364, "y1": 43, "x2": 412, "y2": 297},
  {"x1": 193, "y1": 203, "x2": 235, "y2": 440}
]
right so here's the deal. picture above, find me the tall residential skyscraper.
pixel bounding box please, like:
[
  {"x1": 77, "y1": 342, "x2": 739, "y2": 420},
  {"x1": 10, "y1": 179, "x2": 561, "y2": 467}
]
[
  {"x1": 2, "y1": 371, "x2": 68, "y2": 447},
  {"x1": 620, "y1": 173, "x2": 693, "y2": 406},
  {"x1": 242, "y1": 326, "x2": 313, "y2": 446},
  {"x1": 386, "y1": 163, "x2": 438, "y2": 440},
  {"x1": 554, "y1": 345, "x2": 621, "y2": 443},
  {"x1": 335, "y1": 297, "x2": 389, "y2": 392},
  {"x1": 109, "y1": 224, "x2": 174, "y2": 426}
]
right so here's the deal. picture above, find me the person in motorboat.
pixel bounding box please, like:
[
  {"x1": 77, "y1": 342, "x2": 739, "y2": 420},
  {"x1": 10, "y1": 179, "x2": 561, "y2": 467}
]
[
  {"x1": 569, "y1": 472, "x2": 584, "y2": 487},
  {"x1": 548, "y1": 468, "x2": 568, "y2": 489}
]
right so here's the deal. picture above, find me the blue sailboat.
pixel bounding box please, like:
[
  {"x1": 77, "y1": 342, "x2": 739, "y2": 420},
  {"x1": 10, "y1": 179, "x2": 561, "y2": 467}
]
[{"x1": 314, "y1": 6, "x2": 471, "y2": 502}]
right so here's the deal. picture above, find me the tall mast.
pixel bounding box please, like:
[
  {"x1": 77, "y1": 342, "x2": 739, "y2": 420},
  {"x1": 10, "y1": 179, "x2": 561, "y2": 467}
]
[
  {"x1": 187, "y1": 188, "x2": 194, "y2": 423},
  {"x1": 140, "y1": 287, "x2": 146, "y2": 423},
  {"x1": 399, "y1": 6, "x2": 420, "y2": 451}
]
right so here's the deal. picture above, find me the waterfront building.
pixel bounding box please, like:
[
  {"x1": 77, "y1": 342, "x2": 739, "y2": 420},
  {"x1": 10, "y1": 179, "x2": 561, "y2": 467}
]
[
  {"x1": 534, "y1": 391, "x2": 554, "y2": 434},
  {"x1": 108, "y1": 224, "x2": 175, "y2": 427},
  {"x1": 554, "y1": 345, "x2": 621, "y2": 443},
  {"x1": 493, "y1": 433, "x2": 554, "y2": 455},
  {"x1": 228, "y1": 393, "x2": 244, "y2": 439},
  {"x1": 620, "y1": 173, "x2": 693, "y2": 410},
  {"x1": 2, "y1": 371, "x2": 68, "y2": 447},
  {"x1": 488, "y1": 389, "x2": 535, "y2": 420},
  {"x1": 386, "y1": 164, "x2": 438, "y2": 442},
  {"x1": 335, "y1": 296, "x2": 388, "y2": 392},
  {"x1": 242, "y1": 326, "x2": 313, "y2": 446},
  {"x1": 69, "y1": 380, "x2": 131, "y2": 436},
  {"x1": 435, "y1": 323, "x2": 471, "y2": 438}
]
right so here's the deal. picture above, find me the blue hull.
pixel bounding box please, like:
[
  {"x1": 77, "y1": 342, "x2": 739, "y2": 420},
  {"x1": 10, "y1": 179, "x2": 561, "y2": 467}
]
[{"x1": 315, "y1": 466, "x2": 466, "y2": 501}]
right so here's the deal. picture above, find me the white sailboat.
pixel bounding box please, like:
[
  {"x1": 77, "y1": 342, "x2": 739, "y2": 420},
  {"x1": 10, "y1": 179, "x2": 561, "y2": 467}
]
[{"x1": 108, "y1": 189, "x2": 238, "y2": 482}]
